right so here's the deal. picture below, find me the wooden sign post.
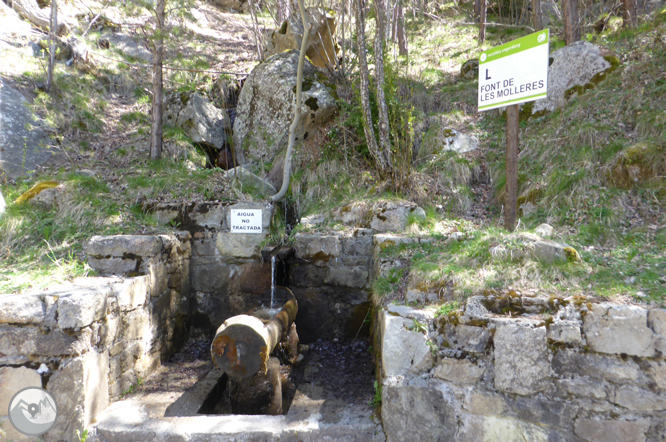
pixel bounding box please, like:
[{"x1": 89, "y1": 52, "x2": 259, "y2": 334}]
[{"x1": 477, "y1": 29, "x2": 550, "y2": 231}]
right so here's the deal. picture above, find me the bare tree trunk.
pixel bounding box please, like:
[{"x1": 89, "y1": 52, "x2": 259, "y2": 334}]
[
  {"x1": 622, "y1": 0, "x2": 636, "y2": 27},
  {"x1": 47, "y1": 0, "x2": 57, "y2": 91},
  {"x1": 479, "y1": 0, "x2": 487, "y2": 44},
  {"x1": 562, "y1": 0, "x2": 581, "y2": 44},
  {"x1": 373, "y1": 0, "x2": 393, "y2": 175},
  {"x1": 248, "y1": 0, "x2": 264, "y2": 59},
  {"x1": 396, "y1": 0, "x2": 407, "y2": 56},
  {"x1": 150, "y1": 0, "x2": 165, "y2": 160},
  {"x1": 11, "y1": 0, "x2": 68, "y2": 35},
  {"x1": 532, "y1": 0, "x2": 543, "y2": 30},
  {"x1": 356, "y1": 0, "x2": 391, "y2": 177}
]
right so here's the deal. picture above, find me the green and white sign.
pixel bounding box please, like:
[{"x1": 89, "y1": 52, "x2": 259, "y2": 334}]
[{"x1": 478, "y1": 29, "x2": 550, "y2": 111}]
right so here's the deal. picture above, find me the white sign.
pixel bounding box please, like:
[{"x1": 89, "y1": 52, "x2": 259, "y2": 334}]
[
  {"x1": 230, "y1": 209, "x2": 263, "y2": 233},
  {"x1": 478, "y1": 29, "x2": 549, "y2": 112}
]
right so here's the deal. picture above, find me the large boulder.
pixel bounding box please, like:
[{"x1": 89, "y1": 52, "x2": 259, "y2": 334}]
[
  {"x1": 0, "y1": 79, "x2": 53, "y2": 180},
  {"x1": 233, "y1": 50, "x2": 337, "y2": 166},
  {"x1": 164, "y1": 92, "x2": 232, "y2": 165},
  {"x1": 530, "y1": 41, "x2": 618, "y2": 115},
  {"x1": 264, "y1": 8, "x2": 339, "y2": 69}
]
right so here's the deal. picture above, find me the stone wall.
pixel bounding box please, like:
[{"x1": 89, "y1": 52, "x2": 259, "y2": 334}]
[
  {"x1": 380, "y1": 295, "x2": 666, "y2": 442},
  {"x1": 0, "y1": 233, "x2": 191, "y2": 442},
  {"x1": 290, "y1": 229, "x2": 375, "y2": 342}
]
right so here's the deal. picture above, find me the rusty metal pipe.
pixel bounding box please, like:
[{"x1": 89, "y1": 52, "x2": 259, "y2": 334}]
[{"x1": 211, "y1": 287, "x2": 298, "y2": 378}]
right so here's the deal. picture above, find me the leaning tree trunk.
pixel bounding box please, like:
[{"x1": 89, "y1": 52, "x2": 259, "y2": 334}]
[
  {"x1": 11, "y1": 0, "x2": 67, "y2": 35},
  {"x1": 532, "y1": 0, "x2": 543, "y2": 30},
  {"x1": 356, "y1": 0, "x2": 391, "y2": 177},
  {"x1": 562, "y1": 0, "x2": 581, "y2": 45},
  {"x1": 373, "y1": 0, "x2": 393, "y2": 172},
  {"x1": 150, "y1": 0, "x2": 165, "y2": 160},
  {"x1": 46, "y1": 0, "x2": 57, "y2": 91},
  {"x1": 622, "y1": 0, "x2": 636, "y2": 28}
]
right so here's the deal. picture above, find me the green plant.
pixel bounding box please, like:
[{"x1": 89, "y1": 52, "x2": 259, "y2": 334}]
[
  {"x1": 427, "y1": 340, "x2": 439, "y2": 355},
  {"x1": 435, "y1": 301, "x2": 461, "y2": 317},
  {"x1": 77, "y1": 429, "x2": 89, "y2": 442},
  {"x1": 409, "y1": 318, "x2": 428, "y2": 334},
  {"x1": 369, "y1": 380, "x2": 382, "y2": 408}
]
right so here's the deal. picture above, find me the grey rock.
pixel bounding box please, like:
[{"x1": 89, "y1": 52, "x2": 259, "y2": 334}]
[
  {"x1": 0, "y1": 293, "x2": 45, "y2": 324},
  {"x1": 534, "y1": 223, "x2": 554, "y2": 237},
  {"x1": 189, "y1": 204, "x2": 227, "y2": 230},
  {"x1": 87, "y1": 257, "x2": 138, "y2": 275},
  {"x1": 264, "y1": 8, "x2": 339, "y2": 69},
  {"x1": 446, "y1": 324, "x2": 492, "y2": 353},
  {"x1": 0, "y1": 79, "x2": 54, "y2": 180},
  {"x1": 460, "y1": 296, "x2": 490, "y2": 322},
  {"x1": 190, "y1": 261, "x2": 230, "y2": 292},
  {"x1": 0, "y1": 366, "x2": 41, "y2": 413},
  {"x1": 164, "y1": 92, "x2": 230, "y2": 151},
  {"x1": 532, "y1": 42, "x2": 616, "y2": 115},
  {"x1": 574, "y1": 418, "x2": 651, "y2": 442},
  {"x1": 547, "y1": 320, "x2": 582, "y2": 345},
  {"x1": 612, "y1": 385, "x2": 666, "y2": 411},
  {"x1": 111, "y1": 276, "x2": 149, "y2": 311},
  {"x1": 555, "y1": 377, "x2": 608, "y2": 400},
  {"x1": 649, "y1": 308, "x2": 666, "y2": 335},
  {"x1": 370, "y1": 201, "x2": 426, "y2": 232},
  {"x1": 385, "y1": 305, "x2": 434, "y2": 325},
  {"x1": 233, "y1": 50, "x2": 337, "y2": 166},
  {"x1": 293, "y1": 234, "x2": 342, "y2": 260},
  {"x1": 381, "y1": 377, "x2": 457, "y2": 442},
  {"x1": 86, "y1": 235, "x2": 164, "y2": 258},
  {"x1": 102, "y1": 33, "x2": 152, "y2": 62},
  {"x1": 216, "y1": 232, "x2": 266, "y2": 260},
  {"x1": 583, "y1": 303, "x2": 655, "y2": 357},
  {"x1": 417, "y1": 123, "x2": 479, "y2": 159},
  {"x1": 223, "y1": 166, "x2": 277, "y2": 197},
  {"x1": 433, "y1": 358, "x2": 484, "y2": 386},
  {"x1": 457, "y1": 415, "x2": 549, "y2": 442},
  {"x1": 58, "y1": 284, "x2": 111, "y2": 329},
  {"x1": 648, "y1": 360, "x2": 666, "y2": 390},
  {"x1": 0, "y1": 325, "x2": 90, "y2": 357},
  {"x1": 552, "y1": 348, "x2": 640, "y2": 382},
  {"x1": 463, "y1": 389, "x2": 508, "y2": 415},
  {"x1": 380, "y1": 310, "x2": 434, "y2": 377},
  {"x1": 30, "y1": 185, "x2": 64, "y2": 210},
  {"x1": 325, "y1": 266, "x2": 368, "y2": 288},
  {"x1": 46, "y1": 350, "x2": 109, "y2": 442},
  {"x1": 494, "y1": 322, "x2": 550, "y2": 395}
]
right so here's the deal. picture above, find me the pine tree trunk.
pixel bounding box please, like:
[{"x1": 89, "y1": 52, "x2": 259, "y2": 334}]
[
  {"x1": 562, "y1": 0, "x2": 581, "y2": 45},
  {"x1": 374, "y1": 0, "x2": 392, "y2": 173},
  {"x1": 532, "y1": 0, "x2": 543, "y2": 30},
  {"x1": 150, "y1": 0, "x2": 165, "y2": 160},
  {"x1": 479, "y1": 0, "x2": 486, "y2": 44},
  {"x1": 355, "y1": 0, "x2": 390, "y2": 177},
  {"x1": 396, "y1": 0, "x2": 408, "y2": 56},
  {"x1": 622, "y1": 0, "x2": 636, "y2": 28},
  {"x1": 47, "y1": 0, "x2": 57, "y2": 91}
]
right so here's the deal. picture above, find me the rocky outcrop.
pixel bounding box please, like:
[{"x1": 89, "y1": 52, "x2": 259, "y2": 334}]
[
  {"x1": 414, "y1": 115, "x2": 479, "y2": 160},
  {"x1": 0, "y1": 79, "x2": 53, "y2": 180},
  {"x1": 164, "y1": 92, "x2": 231, "y2": 152},
  {"x1": 531, "y1": 41, "x2": 618, "y2": 115},
  {"x1": 233, "y1": 50, "x2": 337, "y2": 167},
  {"x1": 264, "y1": 8, "x2": 339, "y2": 69}
]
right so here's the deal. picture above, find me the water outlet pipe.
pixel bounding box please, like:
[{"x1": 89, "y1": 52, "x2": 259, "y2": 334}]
[{"x1": 210, "y1": 287, "x2": 298, "y2": 378}]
